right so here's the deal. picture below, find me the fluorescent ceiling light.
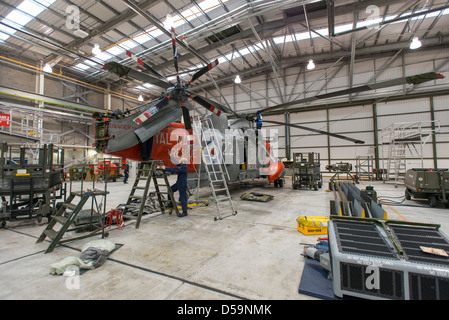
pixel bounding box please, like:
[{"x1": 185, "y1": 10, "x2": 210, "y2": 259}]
[
  {"x1": 234, "y1": 75, "x2": 241, "y2": 84},
  {"x1": 138, "y1": 95, "x2": 144, "y2": 101},
  {"x1": 43, "y1": 63, "x2": 52, "y2": 73},
  {"x1": 307, "y1": 59, "x2": 315, "y2": 70},
  {"x1": 92, "y1": 43, "x2": 101, "y2": 55},
  {"x1": 164, "y1": 14, "x2": 174, "y2": 29},
  {"x1": 410, "y1": 37, "x2": 422, "y2": 49}
]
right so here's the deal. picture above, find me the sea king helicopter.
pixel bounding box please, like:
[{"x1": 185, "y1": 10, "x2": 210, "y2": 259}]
[{"x1": 92, "y1": 27, "x2": 445, "y2": 189}]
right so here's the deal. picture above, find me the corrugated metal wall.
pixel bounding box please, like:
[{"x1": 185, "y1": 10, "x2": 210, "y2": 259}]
[{"x1": 197, "y1": 47, "x2": 449, "y2": 171}]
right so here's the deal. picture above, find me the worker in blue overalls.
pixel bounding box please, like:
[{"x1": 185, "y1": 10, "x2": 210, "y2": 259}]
[
  {"x1": 256, "y1": 112, "x2": 263, "y2": 129},
  {"x1": 123, "y1": 163, "x2": 129, "y2": 184},
  {"x1": 161, "y1": 157, "x2": 188, "y2": 217}
]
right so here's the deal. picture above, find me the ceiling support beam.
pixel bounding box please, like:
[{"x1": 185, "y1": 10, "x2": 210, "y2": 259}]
[
  {"x1": 351, "y1": 48, "x2": 404, "y2": 100},
  {"x1": 121, "y1": 0, "x2": 209, "y2": 65},
  {"x1": 152, "y1": 0, "x2": 407, "y2": 71},
  {"x1": 44, "y1": 0, "x2": 164, "y2": 63},
  {"x1": 192, "y1": 35, "x2": 449, "y2": 91},
  {"x1": 247, "y1": 18, "x2": 285, "y2": 104},
  {"x1": 0, "y1": 86, "x2": 104, "y2": 113},
  {"x1": 348, "y1": 12, "x2": 358, "y2": 102},
  {"x1": 289, "y1": 56, "x2": 345, "y2": 102},
  {"x1": 329, "y1": 2, "x2": 449, "y2": 37}
]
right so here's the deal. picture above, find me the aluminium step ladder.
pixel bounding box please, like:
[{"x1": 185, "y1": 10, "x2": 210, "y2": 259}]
[
  {"x1": 122, "y1": 160, "x2": 179, "y2": 228},
  {"x1": 36, "y1": 190, "x2": 108, "y2": 253},
  {"x1": 388, "y1": 143, "x2": 407, "y2": 186},
  {"x1": 193, "y1": 118, "x2": 237, "y2": 221}
]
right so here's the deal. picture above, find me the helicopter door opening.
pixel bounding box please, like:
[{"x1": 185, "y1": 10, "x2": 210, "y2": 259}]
[{"x1": 94, "y1": 117, "x2": 110, "y2": 153}]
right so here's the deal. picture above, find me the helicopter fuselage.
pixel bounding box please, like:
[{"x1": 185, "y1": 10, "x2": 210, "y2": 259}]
[{"x1": 93, "y1": 113, "x2": 285, "y2": 185}]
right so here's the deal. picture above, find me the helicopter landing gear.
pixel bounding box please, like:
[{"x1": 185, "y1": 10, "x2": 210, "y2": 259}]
[{"x1": 274, "y1": 178, "x2": 284, "y2": 188}]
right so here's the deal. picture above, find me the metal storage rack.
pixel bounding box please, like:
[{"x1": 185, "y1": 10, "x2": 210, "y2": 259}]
[
  {"x1": 0, "y1": 143, "x2": 66, "y2": 227},
  {"x1": 292, "y1": 152, "x2": 322, "y2": 191}
]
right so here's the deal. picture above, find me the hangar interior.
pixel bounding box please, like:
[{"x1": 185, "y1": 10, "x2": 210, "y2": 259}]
[{"x1": 1, "y1": 0, "x2": 449, "y2": 301}]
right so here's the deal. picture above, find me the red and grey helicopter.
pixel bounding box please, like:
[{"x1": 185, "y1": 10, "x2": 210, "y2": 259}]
[{"x1": 93, "y1": 27, "x2": 445, "y2": 188}]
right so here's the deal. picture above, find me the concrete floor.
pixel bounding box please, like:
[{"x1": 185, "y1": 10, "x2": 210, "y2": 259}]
[{"x1": 1, "y1": 174, "x2": 449, "y2": 300}]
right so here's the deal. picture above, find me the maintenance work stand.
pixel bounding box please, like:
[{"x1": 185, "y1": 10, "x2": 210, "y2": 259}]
[{"x1": 292, "y1": 152, "x2": 323, "y2": 191}]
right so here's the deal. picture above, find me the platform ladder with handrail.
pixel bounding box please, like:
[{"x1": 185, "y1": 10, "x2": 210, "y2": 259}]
[
  {"x1": 381, "y1": 121, "x2": 440, "y2": 187},
  {"x1": 193, "y1": 118, "x2": 237, "y2": 221}
]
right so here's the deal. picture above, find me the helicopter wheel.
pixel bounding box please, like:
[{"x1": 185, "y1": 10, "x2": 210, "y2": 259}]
[{"x1": 274, "y1": 179, "x2": 283, "y2": 188}]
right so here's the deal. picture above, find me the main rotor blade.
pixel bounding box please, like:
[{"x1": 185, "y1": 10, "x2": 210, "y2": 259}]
[
  {"x1": 256, "y1": 72, "x2": 445, "y2": 115},
  {"x1": 188, "y1": 59, "x2": 219, "y2": 86},
  {"x1": 180, "y1": 101, "x2": 193, "y2": 132},
  {"x1": 264, "y1": 120, "x2": 365, "y2": 144},
  {"x1": 102, "y1": 61, "x2": 172, "y2": 89},
  {"x1": 133, "y1": 100, "x2": 182, "y2": 143},
  {"x1": 171, "y1": 27, "x2": 180, "y2": 85},
  {"x1": 133, "y1": 96, "x2": 171, "y2": 125},
  {"x1": 126, "y1": 50, "x2": 174, "y2": 85},
  {"x1": 190, "y1": 95, "x2": 236, "y2": 116}
]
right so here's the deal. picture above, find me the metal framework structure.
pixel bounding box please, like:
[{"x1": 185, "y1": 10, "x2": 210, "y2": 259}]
[
  {"x1": 0, "y1": 0, "x2": 449, "y2": 155},
  {"x1": 380, "y1": 121, "x2": 440, "y2": 186},
  {"x1": 0, "y1": 1, "x2": 448, "y2": 98},
  {"x1": 355, "y1": 155, "x2": 374, "y2": 181}
]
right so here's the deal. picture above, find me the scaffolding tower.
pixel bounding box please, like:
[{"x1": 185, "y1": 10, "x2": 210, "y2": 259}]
[
  {"x1": 355, "y1": 156, "x2": 374, "y2": 181},
  {"x1": 381, "y1": 121, "x2": 440, "y2": 187}
]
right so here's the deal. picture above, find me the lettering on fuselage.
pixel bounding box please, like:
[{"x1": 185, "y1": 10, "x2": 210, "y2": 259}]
[
  {"x1": 154, "y1": 131, "x2": 173, "y2": 145},
  {"x1": 109, "y1": 123, "x2": 138, "y2": 130}
]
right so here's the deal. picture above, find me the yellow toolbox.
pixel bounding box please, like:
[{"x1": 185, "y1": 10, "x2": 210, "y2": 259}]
[{"x1": 296, "y1": 216, "x2": 329, "y2": 235}]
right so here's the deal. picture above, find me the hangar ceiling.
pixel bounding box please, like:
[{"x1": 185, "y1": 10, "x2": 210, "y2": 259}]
[{"x1": 1, "y1": 0, "x2": 449, "y2": 106}]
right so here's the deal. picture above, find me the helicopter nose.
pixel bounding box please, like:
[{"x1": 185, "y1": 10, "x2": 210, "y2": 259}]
[{"x1": 267, "y1": 161, "x2": 285, "y2": 182}]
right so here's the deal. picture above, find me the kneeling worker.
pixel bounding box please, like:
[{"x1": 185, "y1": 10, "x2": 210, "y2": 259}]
[{"x1": 160, "y1": 158, "x2": 188, "y2": 217}]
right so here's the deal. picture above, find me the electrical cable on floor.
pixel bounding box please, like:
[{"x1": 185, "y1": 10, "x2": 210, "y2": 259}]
[
  {"x1": 379, "y1": 196, "x2": 436, "y2": 208},
  {"x1": 379, "y1": 195, "x2": 408, "y2": 199}
]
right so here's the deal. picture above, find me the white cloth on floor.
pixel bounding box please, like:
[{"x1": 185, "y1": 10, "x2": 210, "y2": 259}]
[{"x1": 49, "y1": 240, "x2": 116, "y2": 275}]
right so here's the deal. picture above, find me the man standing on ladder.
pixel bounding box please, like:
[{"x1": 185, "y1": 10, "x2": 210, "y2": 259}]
[{"x1": 161, "y1": 158, "x2": 188, "y2": 217}]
